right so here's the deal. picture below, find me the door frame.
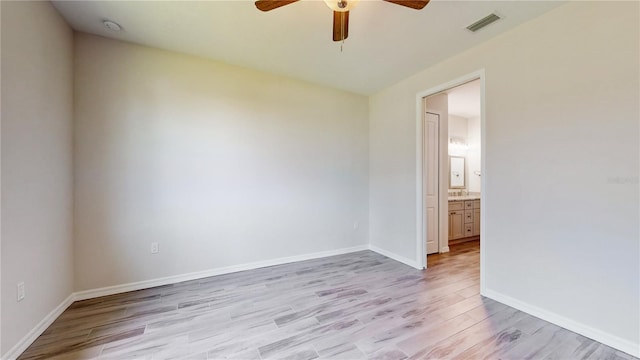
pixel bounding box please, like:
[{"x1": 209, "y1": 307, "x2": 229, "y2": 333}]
[{"x1": 415, "y1": 69, "x2": 486, "y2": 293}]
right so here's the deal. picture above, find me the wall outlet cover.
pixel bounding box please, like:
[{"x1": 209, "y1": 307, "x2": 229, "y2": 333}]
[{"x1": 17, "y1": 282, "x2": 25, "y2": 302}]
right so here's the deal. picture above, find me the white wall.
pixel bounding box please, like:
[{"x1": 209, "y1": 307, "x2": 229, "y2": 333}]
[
  {"x1": 1, "y1": 1, "x2": 74, "y2": 355},
  {"x1": 467, "y1": 116, "x2": 481, "y2": 193},
  {"x1": 74, "y1": 34, "x2": 369, "y2": 291},
  {"x1": 447, "y1": 115, "x2": 481, "y2": 193},
  {"x1": 448, "y1": 114, "x2": 468, "y2": 139},
  {"x1": 370, "y1": 1, "x2": 638, "y2": 353},
  {"x1": 447, "y1": 114, "x2": 472, "y2": 191}
]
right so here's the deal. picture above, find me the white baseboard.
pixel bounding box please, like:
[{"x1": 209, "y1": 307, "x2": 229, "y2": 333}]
[
  {"x1": 483, "y1": 288, "x2": 640, "y2": 358},
  {"x1": 6, "y1": 248, "x2": 636, "y2": 359},
  {"x1": 2, "y1": 294, "x2": 75, "y2": 360},
  {"x1": 74, "y1": 244, "x2": 369, "y2": 300},
  {"x1": 3, "y1": 244, "x2": 369, "y2": 360},
  {"x1": 368, "y1": 244, "x2": 422, "y2": 269},
  {"x1": 439, "y1": 246, "x2": 450, "y2": 253}
]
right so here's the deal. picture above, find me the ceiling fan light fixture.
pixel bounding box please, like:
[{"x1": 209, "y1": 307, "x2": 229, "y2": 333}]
[{"x1": 323, "y1": 0, "x2": 359, "y2": 12}]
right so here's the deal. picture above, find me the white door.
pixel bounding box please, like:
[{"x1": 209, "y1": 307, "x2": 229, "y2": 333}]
[{"x1": 425, "y1": 112, "x2": 439, "y2": 254}]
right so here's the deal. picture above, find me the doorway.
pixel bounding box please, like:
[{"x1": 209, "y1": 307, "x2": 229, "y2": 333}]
[{"x1": 416, "y1": 70, "x2": 485, "y2": 292}]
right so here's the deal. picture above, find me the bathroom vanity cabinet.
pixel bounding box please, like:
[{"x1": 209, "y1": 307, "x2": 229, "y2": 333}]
[{"x1": 448, "y1": 199, "x2": 480, "y2": 242}]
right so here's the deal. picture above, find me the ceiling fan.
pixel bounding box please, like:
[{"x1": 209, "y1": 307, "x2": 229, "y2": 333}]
[{"x1": 255, "y1": 0, "x2": 430, "y2": 42}]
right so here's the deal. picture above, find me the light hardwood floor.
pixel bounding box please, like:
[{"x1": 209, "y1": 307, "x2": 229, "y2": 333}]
[{"x1": 19, "y1": 241, "x2": 636, "y2": 360}]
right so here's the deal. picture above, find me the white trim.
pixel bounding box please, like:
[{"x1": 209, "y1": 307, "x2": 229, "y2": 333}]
[
  {"x1": 5, "y1": 245, "x2": 636, "y2": 359},
  {"x1": 483, "y1": 288, "x2": 640, "y2": 358},
  {"x1": 74, "y1": 245, "x2": 369, "y2": 301},
  {"x1": 2, "y1": 294, "x2": 75, "y2": 360},
  {"x1": 440, "y1": 246, "x2": 450, "y2": 253},
  {"x1": 3, "y1": 245, "x2": 370, "y2": 359},
  {"x1": 415, "y1": 69, "x2": 486, "y2": 293},
  {"x1": 415, "y1": 97, "x2": 426, "y2": 268},
  {"x1": 478, "y1": 72, "x2": 487, "y2": 295},
  {"x1": 368, "y1": 244, "x2": 421, "y2": 270}
]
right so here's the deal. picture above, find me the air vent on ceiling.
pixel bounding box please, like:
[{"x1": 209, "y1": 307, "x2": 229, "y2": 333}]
[{"x1": 466, "y1": 13, "x2": 501, "y2": 32}]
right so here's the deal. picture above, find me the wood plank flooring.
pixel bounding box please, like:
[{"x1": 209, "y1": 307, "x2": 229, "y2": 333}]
[{"x1": 19, "y1": 241, "x2": 636, "y2": 360}]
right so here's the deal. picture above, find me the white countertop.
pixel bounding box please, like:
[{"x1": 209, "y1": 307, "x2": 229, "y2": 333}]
[{"x1": 448, "y1": 195, "x2": 481, "y2": 202}]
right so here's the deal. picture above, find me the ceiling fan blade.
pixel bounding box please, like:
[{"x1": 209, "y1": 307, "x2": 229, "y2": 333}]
[
  {"x1": 383, "y1": 0, "x2": 429, "y2": 10},
  {"x1": 333, "y1": 11, "x2": 349, "y2": 41},
  {"x1": 254, "y1": 0, "x2": 299, "y2": 12}
]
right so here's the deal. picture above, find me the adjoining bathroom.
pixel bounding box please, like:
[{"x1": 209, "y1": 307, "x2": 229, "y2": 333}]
[
  {"x1": 423, "y1": 78, "x2": 481, "y2": 258},
  {"x1": 447, "y1": 79, "x2": 481, "y2": 245}
]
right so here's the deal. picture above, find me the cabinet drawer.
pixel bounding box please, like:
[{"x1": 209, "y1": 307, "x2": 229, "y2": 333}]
[
  {"x1": 449, "y1": 201, "x2": 464, "y2": 211},
  {"x1": 464, "y1": 201, "x2": 474, "y2": 209},
  {"x1": 464, "y1": 210, "x2": 473, "y2": 224},
  {"x1": 473, "y1": 200, "x2": 481, "y2": 209},
  {"x1": 464, "y1": 223, "x2": 473, "y2": 236}
]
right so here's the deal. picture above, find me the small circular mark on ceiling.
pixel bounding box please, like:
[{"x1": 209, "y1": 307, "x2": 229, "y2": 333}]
[{"x1": 103, "y1": 20, "x2": 122, "y2": 31}]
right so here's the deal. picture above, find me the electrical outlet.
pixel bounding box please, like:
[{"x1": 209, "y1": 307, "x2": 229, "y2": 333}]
[
  {"x1": 17, "y1": 282, "x2": 25, "y2": 302},
  {"x1": 150, "y1": 242, "x2": 159, "y2": 254},
  {"x1": 353, "y1": 221, "x2": 359, "y2": 230}
]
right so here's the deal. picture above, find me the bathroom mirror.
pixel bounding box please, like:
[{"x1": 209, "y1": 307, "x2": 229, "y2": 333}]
[{"x1": 449, "y1": 156, "x2": 465, "y2": 189}]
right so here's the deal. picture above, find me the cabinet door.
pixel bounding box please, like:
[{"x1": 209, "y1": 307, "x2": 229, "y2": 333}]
[
  {"x1": 449, "y1": 211, "x2": 464, "y2": 240},
  {"x1": 473, "y1": 208, "x2": 481, "y2": 236}
]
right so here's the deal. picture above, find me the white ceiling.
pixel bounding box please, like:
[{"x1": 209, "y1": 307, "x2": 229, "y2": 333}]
[
  {"x1": 52, "y1": 0, "x2": 564, "y2": 95},
  {"x1": 448, "y1": 79, "x2": 480, "y2": 118}
]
